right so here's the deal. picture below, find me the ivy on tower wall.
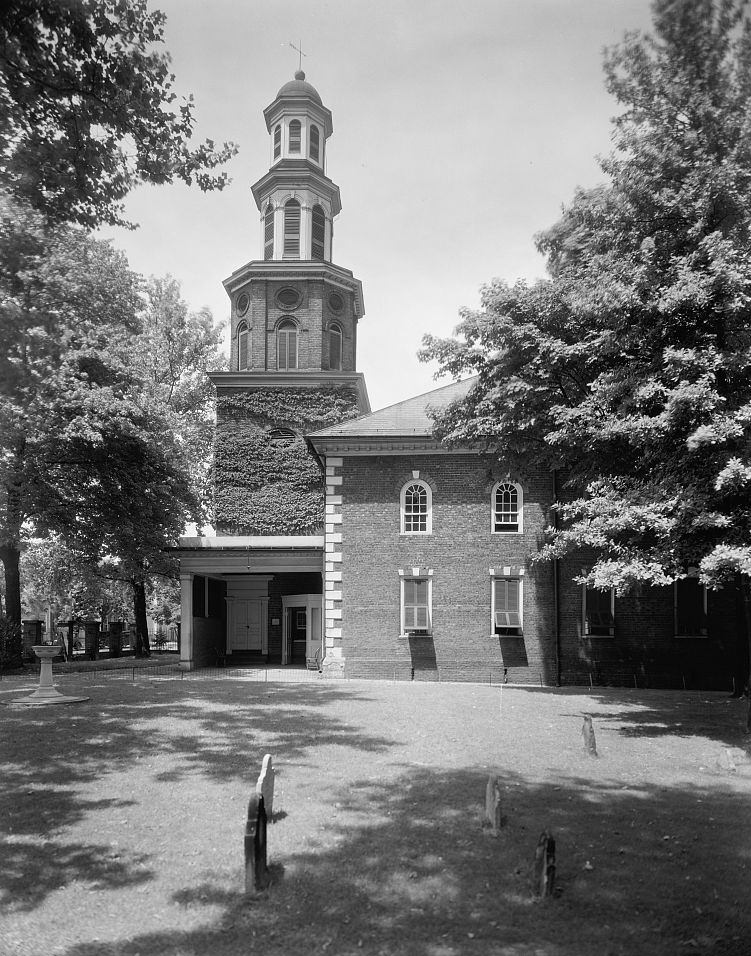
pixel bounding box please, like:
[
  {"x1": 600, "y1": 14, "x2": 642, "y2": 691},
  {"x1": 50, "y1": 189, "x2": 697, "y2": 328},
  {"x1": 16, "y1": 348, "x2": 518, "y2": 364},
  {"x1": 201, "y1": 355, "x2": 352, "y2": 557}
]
[{"x1": 212, "y1": 386, "x2": 359, "y2": 535}]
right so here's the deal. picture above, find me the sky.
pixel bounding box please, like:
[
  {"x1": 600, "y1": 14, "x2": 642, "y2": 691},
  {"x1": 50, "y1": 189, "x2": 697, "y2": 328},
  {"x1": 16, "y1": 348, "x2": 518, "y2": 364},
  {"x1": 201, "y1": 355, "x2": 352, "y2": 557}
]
[{"x1": 102, "y1": 0, "x2": 655, "y2": 413}]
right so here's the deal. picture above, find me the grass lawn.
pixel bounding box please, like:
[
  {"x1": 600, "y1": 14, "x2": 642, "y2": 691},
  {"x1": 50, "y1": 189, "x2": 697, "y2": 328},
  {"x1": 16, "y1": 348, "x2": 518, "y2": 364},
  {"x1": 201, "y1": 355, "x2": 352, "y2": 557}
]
[{"x1": 1, "y1": 671, "x2": 750, "y2": 956}]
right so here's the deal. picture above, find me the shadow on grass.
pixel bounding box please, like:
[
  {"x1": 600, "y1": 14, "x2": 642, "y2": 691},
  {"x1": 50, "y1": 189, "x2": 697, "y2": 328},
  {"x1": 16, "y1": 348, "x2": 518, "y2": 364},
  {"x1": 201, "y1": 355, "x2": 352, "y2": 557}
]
[
  {"x1": 54, "y1": 766, "x2": 751, "y2": 956},
  {"x1": 0, "y1": 680, "x2": 392, "y2": 913},
  {"x1": 515, "y1": 685, "x2": 750, "y2": 746}
]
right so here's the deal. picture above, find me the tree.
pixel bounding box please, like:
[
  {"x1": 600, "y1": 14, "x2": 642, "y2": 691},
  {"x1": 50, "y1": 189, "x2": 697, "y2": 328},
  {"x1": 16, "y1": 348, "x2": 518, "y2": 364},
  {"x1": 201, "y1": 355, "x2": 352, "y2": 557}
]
[
  {"x1": 114, "y1": 275, "x2": 224, "y2": 655},
  {"x1": 22, "y1": 535, "x2": 131, "y2": 626},
  {"x1": 421, "y1": 0, "x2": 751, "y2": 714},
  {"x1": 0, "y1": 0, "x2": 237, "y2": 229},
  {"x1": 0, "y1": 195, "x2": 201, "y2": 657},
  {"x1": 0, "y1": 193, "x2": 142, "y2": 633}
]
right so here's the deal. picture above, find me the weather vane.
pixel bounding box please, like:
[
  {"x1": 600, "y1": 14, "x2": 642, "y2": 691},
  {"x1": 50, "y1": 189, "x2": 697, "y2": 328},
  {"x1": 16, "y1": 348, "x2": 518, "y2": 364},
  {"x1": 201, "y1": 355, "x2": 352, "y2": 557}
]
[{"x1": 289, "y1": 40, "x2": 307, "y2": 72}]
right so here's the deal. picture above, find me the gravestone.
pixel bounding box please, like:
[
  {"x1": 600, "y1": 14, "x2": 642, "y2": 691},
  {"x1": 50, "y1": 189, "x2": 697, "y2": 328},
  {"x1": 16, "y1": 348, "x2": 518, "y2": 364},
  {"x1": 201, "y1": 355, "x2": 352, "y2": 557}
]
[
  {"x1": 244, "y1": 793, "x2": 269, "y2": 894},
  {"x1": 256, "y1": 754, "x2": 275, "y2": 819},
  {"x1": 582, "y1": 714, "x2": 598, "y2": 757},
  {"x1": 533, "y1": 829, "x2": 556, "y2": 898},
  {"x1": 484, "y1": 774, "x2": 503, "y2": 833}
]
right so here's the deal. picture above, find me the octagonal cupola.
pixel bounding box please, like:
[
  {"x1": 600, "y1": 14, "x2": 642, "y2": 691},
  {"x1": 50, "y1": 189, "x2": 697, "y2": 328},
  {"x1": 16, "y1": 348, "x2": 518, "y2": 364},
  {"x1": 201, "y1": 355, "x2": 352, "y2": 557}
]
[{"x1": 252, "y1": 71, "x2": 341, "y2": 262}]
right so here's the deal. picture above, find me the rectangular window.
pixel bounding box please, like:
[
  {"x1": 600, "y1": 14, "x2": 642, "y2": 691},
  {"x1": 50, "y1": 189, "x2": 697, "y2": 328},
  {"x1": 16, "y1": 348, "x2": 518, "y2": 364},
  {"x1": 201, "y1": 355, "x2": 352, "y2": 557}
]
[
  {"x1": 583, "y1": 585, "x2": 615, "y2": 636},
  {"x1": 402, "y1": 578, "x2": 431, "y2": 633},
  {"x1": 675, "y1": 579, "x2": 708, "y2": 637},
  {"x1": 493, "y1": 577, "x2": 522, "y2": 634}
]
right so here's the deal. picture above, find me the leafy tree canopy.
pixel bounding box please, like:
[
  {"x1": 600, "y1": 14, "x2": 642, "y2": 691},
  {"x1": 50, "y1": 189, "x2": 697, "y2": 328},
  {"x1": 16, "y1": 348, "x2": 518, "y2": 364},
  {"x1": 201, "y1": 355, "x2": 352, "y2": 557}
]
[
  {"x1": 421, "y1": 0, "x2": 751, "y2": 594},
  {"x1": 0, "y1": 194, "x2": 200, "y2": 636},
  {"x1": 0, "y1": 0, "x2": 237, "y2": 228}
]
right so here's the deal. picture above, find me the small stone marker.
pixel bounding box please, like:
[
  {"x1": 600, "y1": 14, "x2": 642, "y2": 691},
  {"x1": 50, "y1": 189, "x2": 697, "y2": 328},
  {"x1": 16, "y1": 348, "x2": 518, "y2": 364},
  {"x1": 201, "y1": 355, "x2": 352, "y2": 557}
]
[
  {"x1": 484, "y1": 774, "x2": 503, "y2": 833},
  {"x1": 256, "y1": 753, "x2": 275, "y2": 819},
  {"x1": 244, "y1": 793, "x2": 269, "y2": 895},
  {"x1": 582, "y1": 714, "x2": 598, "y2": 757},
  {"x1": 532, "y1": 829, "x2": 556, "y2": 898}
]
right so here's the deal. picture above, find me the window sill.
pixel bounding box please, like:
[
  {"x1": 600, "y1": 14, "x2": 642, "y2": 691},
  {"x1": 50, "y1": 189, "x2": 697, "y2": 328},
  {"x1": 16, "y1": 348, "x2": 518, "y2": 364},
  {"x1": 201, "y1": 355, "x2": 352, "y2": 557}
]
[
  {"x1": 491, "y1": 530, "x2": 522, "y2": 535},
  {"x1": 674, "y1": 634, "x2": 709, "y2": 640},
  {"x1": 400, "y1": 531, "x2": 432, "y2": 537},
  {"x1": 399, "y1": 631, "x2": 433, "y2": 639}
]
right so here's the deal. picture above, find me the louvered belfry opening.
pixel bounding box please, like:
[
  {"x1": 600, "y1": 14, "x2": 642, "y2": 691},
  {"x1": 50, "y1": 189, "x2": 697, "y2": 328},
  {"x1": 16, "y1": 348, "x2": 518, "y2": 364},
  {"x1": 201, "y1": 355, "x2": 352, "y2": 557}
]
[
  {"x1": 288, "y1": 119, "x2": 301, "y2": 153},
  {"x1": 311, "y1": 204, "x2": 325, "y2": 260},
  {"x1": 310, "y1": 124, "x2": 320, "y2": 162},
  {"x1": 283, "y1": 200, "x2": 301, "y2": 258},
  {"x1": 273, "y1": 124, "x2": 281, "y2": 159},
  {"x1": 264, "y1": 204, "x2": 274, "y2": 260}
]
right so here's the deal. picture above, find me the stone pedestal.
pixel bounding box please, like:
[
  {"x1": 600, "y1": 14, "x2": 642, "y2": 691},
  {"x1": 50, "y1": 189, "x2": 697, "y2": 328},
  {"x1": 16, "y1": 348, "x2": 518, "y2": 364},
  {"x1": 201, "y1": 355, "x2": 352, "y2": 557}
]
[{"x1": 11, "y1": 645, "x2": 89, "y2": 707}]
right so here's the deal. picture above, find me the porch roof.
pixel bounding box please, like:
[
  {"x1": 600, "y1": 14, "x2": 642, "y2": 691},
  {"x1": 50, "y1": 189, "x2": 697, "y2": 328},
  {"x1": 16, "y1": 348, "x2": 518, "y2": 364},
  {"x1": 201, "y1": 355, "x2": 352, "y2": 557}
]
[{"x1": 173, "y1": 536, "x2": 324, "y2": 576}]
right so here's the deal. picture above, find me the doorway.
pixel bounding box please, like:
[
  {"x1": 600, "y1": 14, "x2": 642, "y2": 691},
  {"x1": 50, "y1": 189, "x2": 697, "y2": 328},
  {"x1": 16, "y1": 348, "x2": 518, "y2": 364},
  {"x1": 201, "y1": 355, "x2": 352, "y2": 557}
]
[{"x1": 281, "y1": 593, "x2": 322, "y2": 665}]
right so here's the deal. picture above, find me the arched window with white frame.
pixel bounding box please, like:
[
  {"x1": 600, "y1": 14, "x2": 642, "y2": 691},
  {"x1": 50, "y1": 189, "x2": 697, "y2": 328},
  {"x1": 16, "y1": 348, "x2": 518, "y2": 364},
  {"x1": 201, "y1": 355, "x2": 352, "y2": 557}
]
[
  {"x1": 237, "y1": 321, "x2": 249, "y2": 371},
  {"x1": 401, "y1": 480, "x2": 432, "y2": 534},
  {"x1": 283, "y1": 199, "x2": 301, "y2": 258},
  {"x1": 492, "y1": 481, "x2": 522, "y2": 533},
  {"x1": 328, "y1": 323, "x2": 342, "y2": 370},
  {"x1": 277, "y1": 318, "x2": 298, "y2": 371}
]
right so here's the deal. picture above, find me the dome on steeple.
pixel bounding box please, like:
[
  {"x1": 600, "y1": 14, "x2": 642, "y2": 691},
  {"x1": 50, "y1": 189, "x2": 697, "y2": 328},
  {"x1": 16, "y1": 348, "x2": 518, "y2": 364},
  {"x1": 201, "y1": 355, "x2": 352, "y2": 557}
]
[{"x1": 276, "y1": 70, "x2": 322, "y2": 105}]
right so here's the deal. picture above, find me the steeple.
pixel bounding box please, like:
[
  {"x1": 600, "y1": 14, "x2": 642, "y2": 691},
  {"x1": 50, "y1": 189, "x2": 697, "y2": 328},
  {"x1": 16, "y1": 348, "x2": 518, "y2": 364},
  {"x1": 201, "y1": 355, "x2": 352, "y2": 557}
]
[
  {"x1": 222, "y1": 71, "x2": 365, "y2": 387},
  {"x1": 252, "y1": 71, "x2": 339, "y2": 262}
]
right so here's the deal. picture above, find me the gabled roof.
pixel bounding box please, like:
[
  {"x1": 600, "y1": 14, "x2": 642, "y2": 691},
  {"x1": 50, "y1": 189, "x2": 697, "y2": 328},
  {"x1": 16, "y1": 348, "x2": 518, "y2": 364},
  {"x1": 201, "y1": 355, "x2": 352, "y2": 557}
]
[{"x1": 307, "y1": 377, "x2": 477, "y2": 440}]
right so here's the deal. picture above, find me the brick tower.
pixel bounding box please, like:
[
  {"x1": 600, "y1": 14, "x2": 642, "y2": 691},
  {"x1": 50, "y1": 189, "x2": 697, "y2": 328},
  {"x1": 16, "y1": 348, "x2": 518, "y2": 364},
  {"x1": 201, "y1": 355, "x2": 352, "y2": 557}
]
[{"x1": 211, "y1": 70, "x2": 369, "y2": 537}]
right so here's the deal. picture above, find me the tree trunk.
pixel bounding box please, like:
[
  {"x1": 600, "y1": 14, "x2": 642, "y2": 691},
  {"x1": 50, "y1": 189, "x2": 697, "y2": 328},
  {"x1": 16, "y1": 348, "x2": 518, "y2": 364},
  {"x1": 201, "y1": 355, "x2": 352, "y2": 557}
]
[
  {"x1": 741, "y1": 577, "x2": 751, "y2": 734},
  {"x1": 0, "y1": 546, "x2": 23, "y2": 668},
  {"x1": 0, "y1": 545, "x2": 22, "y2": 625},
  {"x1": 132, "y1": 577, "x2": 150, "y2": 658}
]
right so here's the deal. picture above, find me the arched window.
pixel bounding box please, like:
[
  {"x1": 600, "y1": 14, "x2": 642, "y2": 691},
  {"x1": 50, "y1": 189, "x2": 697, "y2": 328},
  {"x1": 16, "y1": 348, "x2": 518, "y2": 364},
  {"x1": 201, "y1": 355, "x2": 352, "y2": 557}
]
[
  {"x1": 309, "y1": 124, "x2": 320, "y2": 162},
  {"x1": 492, "y1": 482, "x2": 522, "y2": 533},
  {"x1": 277, "y1": 319, "x2": 298, "y2": 370},
  {"x1": 328, "y1": 323, "x2": 342, "y2": 370},
  {"x1": 267, "y1": 428, "x2": 296, "y2": 446},
  {"x1": 288, "y1": 119, "x2": 301, "y2": 153},
  {"x1": 264, "y1": 204, "x2": 274, "y2": 260},
  {"x1": 237, "y1": 321, "x2": 249, "y2": 371},
  {"x1": 311, "y1": 204, "x2": 325, "y2": 261},
  {"x1": 273, "y1": 124, "x2": 281, "y2": 160},
  {"x1": 401, "y1": 480, "x2": 432, "y2": 534},
  {"x1": 283, "y1": 199, "x2": 300, "y2": 258}
]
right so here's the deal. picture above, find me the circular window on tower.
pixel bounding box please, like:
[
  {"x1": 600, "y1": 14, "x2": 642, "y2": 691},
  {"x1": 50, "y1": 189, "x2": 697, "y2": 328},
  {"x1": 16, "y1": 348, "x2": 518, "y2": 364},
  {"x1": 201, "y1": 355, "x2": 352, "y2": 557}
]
[
  {"x1": 328, "y1": 291, "x2": 344, "y2": 313},
  {"x1": 276, "y1": 287, "x2": 301, "y2": 310},
  {"x1": 236, "y1": 292, "x2": 250, "y2": 316}
]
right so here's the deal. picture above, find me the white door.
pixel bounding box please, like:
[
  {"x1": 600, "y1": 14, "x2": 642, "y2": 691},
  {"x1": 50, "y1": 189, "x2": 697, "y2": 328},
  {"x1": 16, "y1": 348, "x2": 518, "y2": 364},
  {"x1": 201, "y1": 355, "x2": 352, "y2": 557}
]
[{"x1": 232, "y1": 600, "x2": 263, "y2": 651}]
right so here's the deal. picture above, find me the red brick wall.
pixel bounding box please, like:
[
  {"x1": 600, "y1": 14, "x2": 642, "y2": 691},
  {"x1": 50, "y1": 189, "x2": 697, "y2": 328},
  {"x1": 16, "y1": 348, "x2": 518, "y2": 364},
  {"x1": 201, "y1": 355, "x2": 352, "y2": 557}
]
[
  {"x1": 228, "y1": 279, "x2": 357, "y2": 372},
  {"x1": 332, "y1": 453, "x2": 739, "y2": 689},
  {"x1": 337, "y1": 454, "x2": 557, "y2": 683}
]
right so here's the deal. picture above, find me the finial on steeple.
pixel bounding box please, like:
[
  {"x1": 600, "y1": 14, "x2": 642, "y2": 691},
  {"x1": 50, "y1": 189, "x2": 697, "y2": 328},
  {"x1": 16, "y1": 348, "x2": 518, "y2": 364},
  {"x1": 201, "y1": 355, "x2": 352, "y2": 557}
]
[{"x1": 295, "y1": 70, "x2": 305, "y2": 80}]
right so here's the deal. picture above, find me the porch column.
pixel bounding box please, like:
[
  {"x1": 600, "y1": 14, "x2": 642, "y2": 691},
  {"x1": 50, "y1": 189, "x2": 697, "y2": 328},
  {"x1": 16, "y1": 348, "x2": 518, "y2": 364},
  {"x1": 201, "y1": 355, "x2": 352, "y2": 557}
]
[{"x1": 179, "y1": 572, "x2": 194, "y2": 670}]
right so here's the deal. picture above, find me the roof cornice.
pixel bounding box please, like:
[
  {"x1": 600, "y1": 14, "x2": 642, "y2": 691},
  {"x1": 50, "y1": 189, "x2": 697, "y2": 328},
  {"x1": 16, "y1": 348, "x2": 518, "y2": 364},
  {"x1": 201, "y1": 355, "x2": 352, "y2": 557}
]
[
  {"x1": 222, "y1": 259, "x2": 365, "y2": 318},
  {"x1": 307, "y1": 435, "x2": 477, "y2": 457},
  {"x1": 251, "y1": 164, "x2": 341, "y2": 215},
  {"x1": 209, "y1": 370, "x2": 371, "y2": 415}
]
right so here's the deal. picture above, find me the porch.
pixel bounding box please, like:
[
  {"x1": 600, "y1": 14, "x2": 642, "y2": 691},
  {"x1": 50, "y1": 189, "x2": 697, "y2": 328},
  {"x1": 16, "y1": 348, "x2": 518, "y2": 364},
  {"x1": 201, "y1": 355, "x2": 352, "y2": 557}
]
[{"x1": 173, "y1": 536, "x2": 325, "y2": 671}]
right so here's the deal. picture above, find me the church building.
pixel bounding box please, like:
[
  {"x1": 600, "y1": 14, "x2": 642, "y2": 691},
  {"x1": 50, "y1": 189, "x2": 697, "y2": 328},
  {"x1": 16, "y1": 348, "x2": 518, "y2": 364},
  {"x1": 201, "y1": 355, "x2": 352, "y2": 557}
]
[{"x1": 174, "y1": 72, "x2": 739, "y2": 690}]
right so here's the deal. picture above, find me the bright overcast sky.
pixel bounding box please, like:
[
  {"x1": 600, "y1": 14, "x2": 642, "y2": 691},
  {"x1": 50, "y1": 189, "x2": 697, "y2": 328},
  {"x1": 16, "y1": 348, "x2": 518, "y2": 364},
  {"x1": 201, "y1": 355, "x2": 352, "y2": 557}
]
[{"x1": 102, "y1": 0, "x2": 654, "y2": 412}]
